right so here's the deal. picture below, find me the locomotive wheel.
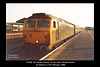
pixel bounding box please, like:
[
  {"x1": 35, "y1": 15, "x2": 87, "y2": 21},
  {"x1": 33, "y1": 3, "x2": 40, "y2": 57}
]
[{"x1": 40, "y1": 45, "x2": 49, "y2": 52}]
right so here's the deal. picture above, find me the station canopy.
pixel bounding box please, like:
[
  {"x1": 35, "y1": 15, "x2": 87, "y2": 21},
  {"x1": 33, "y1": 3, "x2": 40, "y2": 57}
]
[{"x1": 16, "y1": 18, "x2": 26, "y2": 23}]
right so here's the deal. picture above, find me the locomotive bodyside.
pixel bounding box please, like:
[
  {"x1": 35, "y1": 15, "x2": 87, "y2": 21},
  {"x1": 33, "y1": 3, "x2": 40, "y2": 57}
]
[
  {"x1": 45, "y1": 14, "x2": 75, "y2": 50},
  {"x1": 48, "y1": 20, "x2": 75, "y2": 50}
]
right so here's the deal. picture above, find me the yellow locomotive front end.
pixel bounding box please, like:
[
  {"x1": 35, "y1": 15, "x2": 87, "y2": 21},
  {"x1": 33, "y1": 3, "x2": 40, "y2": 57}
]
[{"x1": 23, "y1": 19, "x2": 51, "y2": 51}]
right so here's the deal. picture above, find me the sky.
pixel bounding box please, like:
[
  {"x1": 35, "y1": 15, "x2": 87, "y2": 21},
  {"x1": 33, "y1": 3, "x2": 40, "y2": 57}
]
[{"x1": 6, "y1": 3, "x2": 94, "y2": 27}]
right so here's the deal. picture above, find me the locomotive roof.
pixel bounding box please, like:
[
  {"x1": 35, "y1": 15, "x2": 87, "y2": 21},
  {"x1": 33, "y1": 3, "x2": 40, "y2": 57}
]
[
  {"x1": 27, "y1": 13, "x2": 51, "y2": 19},
  {"x1": 29, "y1": 13, "x2": 74, "y2": 25}
]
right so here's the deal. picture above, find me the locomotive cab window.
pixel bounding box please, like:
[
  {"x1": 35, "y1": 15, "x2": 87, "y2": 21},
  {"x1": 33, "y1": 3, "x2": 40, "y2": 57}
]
[
  {"x1": 25, "y1": 20, "x2": 36, "y2": 28},
  {"x1": 37, "y1": 20, "x2": 50, "y2": 28},
  {"x1": 53, "y1": 21, "x2": 56, "y2": 28}
]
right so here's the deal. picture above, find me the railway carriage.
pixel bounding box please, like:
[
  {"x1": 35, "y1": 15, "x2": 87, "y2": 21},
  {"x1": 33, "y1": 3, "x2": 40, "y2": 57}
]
[{"x1": 23, "y1": 13, "x2": 81, "y2": 51}]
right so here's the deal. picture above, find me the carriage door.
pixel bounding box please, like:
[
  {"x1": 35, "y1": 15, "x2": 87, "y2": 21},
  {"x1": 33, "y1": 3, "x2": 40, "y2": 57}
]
[
  {"x1": 56, "y1": 21, "x2": 59, "y2": 40},
  {"x1": 53, "y1": 21, "x2": 59, "y2": 41}
]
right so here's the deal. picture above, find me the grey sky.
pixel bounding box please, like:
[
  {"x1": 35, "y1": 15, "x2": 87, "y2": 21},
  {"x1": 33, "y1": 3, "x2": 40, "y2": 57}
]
[{"x1": 6, "y1": 3, "x2": 94, "y2": 27}]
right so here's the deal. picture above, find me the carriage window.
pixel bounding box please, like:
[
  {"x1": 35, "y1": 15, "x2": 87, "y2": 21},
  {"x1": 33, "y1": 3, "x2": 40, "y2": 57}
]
[
  {"x1": 37, "y1": 20, "x2": 50, "y2": 28},
  {"x1": 25, "y1": 20, "x2": 36, "y2": 28},
  {"x1": 53, "y1": 21, "x2": 56, "y2": 28}
]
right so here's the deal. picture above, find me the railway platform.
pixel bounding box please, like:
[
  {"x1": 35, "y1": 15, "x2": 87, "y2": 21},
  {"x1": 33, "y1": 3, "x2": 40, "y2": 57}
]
[
  {"x1": 6, "y1": 32, "x2": 23, "y2": 39},
  {"x1": 40, "y1": 30, "x2": 94, "y2": 60}
]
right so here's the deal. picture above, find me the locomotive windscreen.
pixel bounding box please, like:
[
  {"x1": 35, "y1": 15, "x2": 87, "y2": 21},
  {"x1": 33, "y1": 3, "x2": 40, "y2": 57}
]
[
  {"x1": 25, "y1": 20, "x2": 36, "y2": 28},
  {"x1": 37, "y1": 20, "x2": 50, "y2": 28},
  {"x1": 25, "y1": 20, "x2": 50, "y2": 28}
]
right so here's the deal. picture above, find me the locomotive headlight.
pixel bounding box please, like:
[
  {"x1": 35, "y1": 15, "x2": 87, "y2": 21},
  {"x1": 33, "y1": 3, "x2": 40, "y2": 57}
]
[{"x1": 36, "y1": 40, "x2": 38, "y2": 43}]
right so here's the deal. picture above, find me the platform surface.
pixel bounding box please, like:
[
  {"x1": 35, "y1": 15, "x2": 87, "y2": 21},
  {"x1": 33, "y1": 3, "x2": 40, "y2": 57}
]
[{"x1": 43, "y1": 30, "x2": 94, "y2": 60}]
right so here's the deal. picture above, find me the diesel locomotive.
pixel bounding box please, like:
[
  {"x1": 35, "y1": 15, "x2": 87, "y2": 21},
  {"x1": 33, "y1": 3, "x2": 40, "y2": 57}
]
[{"x1": 23, "y1": 13, "x2": 82, "y2": 51}]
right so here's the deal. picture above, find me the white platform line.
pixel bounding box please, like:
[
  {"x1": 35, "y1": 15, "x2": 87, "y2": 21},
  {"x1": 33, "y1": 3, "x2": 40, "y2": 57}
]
[
  {"x1": 39, "y1": 32, "x2": 82, "y2": 61},
  {"x1": 88, "y1": 31, "x2": 94, "y2": 40},
  {"x1": 6, "y1": 33, "x2": 23, "y2": 36}
]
